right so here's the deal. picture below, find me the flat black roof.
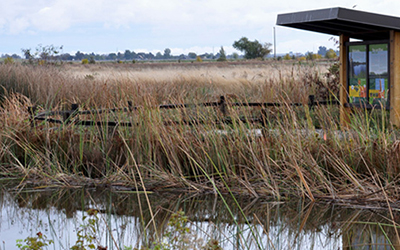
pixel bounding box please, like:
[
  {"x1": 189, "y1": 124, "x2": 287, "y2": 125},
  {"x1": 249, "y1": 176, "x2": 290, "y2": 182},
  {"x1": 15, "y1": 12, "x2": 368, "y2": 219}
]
[{"x1": 276, "y1": 7, "x2": 400, "y2": 40}]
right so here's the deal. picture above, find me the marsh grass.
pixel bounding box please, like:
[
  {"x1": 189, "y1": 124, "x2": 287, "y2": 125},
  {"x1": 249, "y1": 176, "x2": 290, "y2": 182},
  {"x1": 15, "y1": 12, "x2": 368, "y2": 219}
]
[{"x1": 0, "y1": 62, "x2": 400, "y2": 207}]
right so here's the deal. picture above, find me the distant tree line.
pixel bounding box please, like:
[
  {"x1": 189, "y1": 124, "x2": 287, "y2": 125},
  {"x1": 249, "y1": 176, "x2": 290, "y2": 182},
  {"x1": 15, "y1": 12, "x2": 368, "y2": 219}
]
[
  {"x1": 0, "y1": 45, "x2": 238, "y2": 62},
  {"x1": 1, "y1": 40, "x2": 335, "y2": 63},
  {"x1": 279, "y1": 46, "x2": 338, "y2": 61},
  {"x1": 0, "y1": 53, "x2": 21, "y2": 59}
]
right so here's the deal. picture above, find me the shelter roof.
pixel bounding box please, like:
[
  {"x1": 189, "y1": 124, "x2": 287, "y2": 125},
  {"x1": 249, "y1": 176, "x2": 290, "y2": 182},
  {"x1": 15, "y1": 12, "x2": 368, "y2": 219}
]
[{"x1": 276, "y1": 7, "x2": 400, "y2": 40}]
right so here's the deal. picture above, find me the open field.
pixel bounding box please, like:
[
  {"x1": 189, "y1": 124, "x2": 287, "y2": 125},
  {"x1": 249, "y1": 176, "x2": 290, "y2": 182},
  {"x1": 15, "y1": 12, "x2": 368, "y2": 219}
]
[{"x1": 0, "y1": 60, "x2": 399, "y2": 207}]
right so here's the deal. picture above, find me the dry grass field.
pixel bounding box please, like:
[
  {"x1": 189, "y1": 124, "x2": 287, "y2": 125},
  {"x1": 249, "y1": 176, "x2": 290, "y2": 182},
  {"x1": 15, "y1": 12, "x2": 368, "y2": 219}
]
[
  {"x1": 0, "y1": 60, "x2": 331, "y2": 107},
  {"x1": 1, "y1": 60, "x2": 399, "y2": 208}
]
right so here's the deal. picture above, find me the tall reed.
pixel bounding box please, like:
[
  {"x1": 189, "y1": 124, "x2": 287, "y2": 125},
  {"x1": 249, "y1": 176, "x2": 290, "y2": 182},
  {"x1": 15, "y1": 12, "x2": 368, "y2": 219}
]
[{"x1": 0, "y1": 62, "x2": 399, "y2": 205}]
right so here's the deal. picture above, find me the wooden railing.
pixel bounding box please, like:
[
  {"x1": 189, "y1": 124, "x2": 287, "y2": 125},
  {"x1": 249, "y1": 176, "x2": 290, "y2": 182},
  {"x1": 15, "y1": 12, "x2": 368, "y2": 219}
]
[{"x1": 28, "y1": 95, "x2": 340, "y2": 128}]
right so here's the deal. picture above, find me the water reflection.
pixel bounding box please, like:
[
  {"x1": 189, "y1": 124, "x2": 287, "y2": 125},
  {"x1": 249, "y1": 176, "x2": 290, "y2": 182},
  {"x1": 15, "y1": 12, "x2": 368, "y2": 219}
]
[{"x1": 0, "y1": 186, "x2": 399, "y2": 249}]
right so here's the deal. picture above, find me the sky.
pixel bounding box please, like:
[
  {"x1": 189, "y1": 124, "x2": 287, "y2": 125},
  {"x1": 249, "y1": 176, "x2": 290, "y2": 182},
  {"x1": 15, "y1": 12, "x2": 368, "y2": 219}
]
[{"x1": 2, "y1": 0, "x2": 400, "y2": 57}]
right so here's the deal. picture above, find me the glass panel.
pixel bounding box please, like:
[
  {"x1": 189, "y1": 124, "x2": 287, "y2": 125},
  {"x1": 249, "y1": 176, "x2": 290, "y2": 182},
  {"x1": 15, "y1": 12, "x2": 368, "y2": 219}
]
[
  {"x1": 349, "y1": 45, "x2": 367, "y2": 104},
  {"x1": 369, "y1": 44, "x2": 388, "y2": 106}
]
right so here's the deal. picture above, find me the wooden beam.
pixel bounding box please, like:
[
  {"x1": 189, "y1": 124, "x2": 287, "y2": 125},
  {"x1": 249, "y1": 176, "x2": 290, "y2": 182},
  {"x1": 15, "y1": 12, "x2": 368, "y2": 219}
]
[
  {"x1": 390, "y1": 30, "x2": 400, "y2": 127},
  {"x1": 339, "y1": 34, "x2": 350, "y2": 129}
]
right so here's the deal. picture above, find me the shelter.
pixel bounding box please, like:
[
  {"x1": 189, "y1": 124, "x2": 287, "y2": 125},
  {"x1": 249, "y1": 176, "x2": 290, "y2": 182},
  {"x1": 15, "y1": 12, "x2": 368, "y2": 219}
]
[{"x1": 277, "y1": 7, "x2": 400, "y2": 127}]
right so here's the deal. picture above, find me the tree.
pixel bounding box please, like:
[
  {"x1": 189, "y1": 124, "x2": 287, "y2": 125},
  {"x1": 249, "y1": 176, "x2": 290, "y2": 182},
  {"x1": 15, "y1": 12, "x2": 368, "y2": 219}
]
[
  {"x1": 317, "y1": 46, "x2": 327, "y2": 57},
  {"x1": 325, "y1": 49, "x2": 337, "y2": 59},
  {"x1": 22, "y1": 48, "x2": 33, "y2": 63},
  {"x1": 148, "y1": 52, "x2": 155, "y2": 60},
  {"x1": 89, "y1": 56, "x2": 96, "y2": 64},
  {"x1": 22, "y1": 44, "x2": 63, "y2": 64},
  {"x1": 60, "y1": 53, "x2": 73, "y2": 61},
  {"x1": 10, "y1": 54, "x2": 21, "y2": 59},
  {"x1": 155, "y1": 52, "x2": 163, "y2": 59},
  {"x1": 232, "y1": 52, "x2": 239, "y2": 60},
  {"x1": 217, "y1": 46, "x2": 227, "y2": 61},
  {"x1": 188, "y1": 52, "x2": 197, "y2": 59},
  {"x1": 75, "y1": 51, "x2": 85, "y2": 60},
  {"x1": 305, "y1": 51, "x2": 314, "y2": 60},
  {"x1": 232, "y1": 37, "x2": 272, "y2": 59},
  {"x1": 117, "y1": 52, "x2": 124, "y2": 60},
  {"x1": 107, "y1": 53, "x2": 117, "y2": 60},
  {"x1": 124, "y1": 50, "x2": 135, "y2": 60},
  {"x1": 164, "y1": 48, "x2": 171, "y2": 59}
]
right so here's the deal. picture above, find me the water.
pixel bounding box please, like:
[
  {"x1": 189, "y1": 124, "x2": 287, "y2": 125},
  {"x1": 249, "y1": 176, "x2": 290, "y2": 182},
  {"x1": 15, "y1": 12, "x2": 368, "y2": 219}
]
[{"x1": 0, "y1": 186, "x2": 398, "y2": 250}]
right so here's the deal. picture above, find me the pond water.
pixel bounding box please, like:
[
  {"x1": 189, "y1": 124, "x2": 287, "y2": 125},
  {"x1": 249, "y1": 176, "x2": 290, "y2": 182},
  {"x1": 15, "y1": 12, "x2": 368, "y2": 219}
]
[{"x1": 0, "y1": 185, "x2": 399, "y2": 250}]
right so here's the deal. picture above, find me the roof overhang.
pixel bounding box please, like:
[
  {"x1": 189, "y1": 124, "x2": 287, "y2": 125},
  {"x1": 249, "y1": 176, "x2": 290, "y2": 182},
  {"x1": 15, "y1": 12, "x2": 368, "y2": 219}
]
[{"x1": 276, "y1": 7, "x2": 400, "y2": 40}]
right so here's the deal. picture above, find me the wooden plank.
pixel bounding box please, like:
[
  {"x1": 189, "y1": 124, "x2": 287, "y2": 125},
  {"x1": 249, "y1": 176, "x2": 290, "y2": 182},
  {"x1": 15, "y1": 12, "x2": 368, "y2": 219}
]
[
  {"x1": 390, "y1": 30, "x2": 400, "y2": 127},
  {"x1": 339, "y1": 34, "x2": 350, "y2": 129}
]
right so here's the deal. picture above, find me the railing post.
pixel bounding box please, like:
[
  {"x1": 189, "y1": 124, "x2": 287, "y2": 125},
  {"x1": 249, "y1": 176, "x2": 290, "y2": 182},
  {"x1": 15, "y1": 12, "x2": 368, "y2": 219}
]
[
  {"x1": 71, "y1": 103, "x2": 79, "y2": 124},
  {"x1": 308, "y1": 95, "x2": 315, "y2": 109},
  {"x1": 28, "y1": 106, "x2": 37, "y2": 127},
  {"x1": 127, "y1": 101, "x2": 133, "y2": 111},
  {"x1": 219, "y1": 96, "x2": 227, "y2": 117},
  {"x1": 63, "y1": 103, "x2": 79, "y2": 124}
]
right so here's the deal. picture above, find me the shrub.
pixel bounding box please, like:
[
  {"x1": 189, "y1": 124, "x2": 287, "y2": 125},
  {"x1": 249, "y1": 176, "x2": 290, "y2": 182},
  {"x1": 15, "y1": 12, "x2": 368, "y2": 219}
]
[
  {"x1": 89, "y1": 57, "x2": 96, "y2": 64},
  {"x1": 325, "y1": 49, "x2": 337, "y2": 59},
  {"x1": 81, "y1": 58, "x2": 89, "y2": 64},
  {"x1": 4, "y1": 57, "x2": 14, "y2": 64},
  {"x1": 283, "y1": 54, "x2": 291, "y2": 60},
  {"x1": 16, "y1": 232, "x2": 53, "y2": 250},
  {"x1": 232, "y1": 52, "x2": 239, "y2": 60},
  {"x1": 196, "y1": 56, "x2": 203, "y2": 62}
]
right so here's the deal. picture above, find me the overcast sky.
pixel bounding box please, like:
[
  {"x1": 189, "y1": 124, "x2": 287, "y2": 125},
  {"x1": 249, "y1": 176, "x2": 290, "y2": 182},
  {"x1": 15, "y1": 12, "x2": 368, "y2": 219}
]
[{"x1": 2, "y1": 0, "x2": 400, "y2": 57}]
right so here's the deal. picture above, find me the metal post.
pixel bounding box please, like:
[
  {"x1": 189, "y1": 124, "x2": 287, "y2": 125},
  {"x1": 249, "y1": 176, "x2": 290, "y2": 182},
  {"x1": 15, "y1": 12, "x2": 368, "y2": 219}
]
[
  {"x1": 274, "y1": 27, "x2": 277, "y2": 60},
  {"x1": 339, "y1": 34, "x2": 350, "y2": 129}
]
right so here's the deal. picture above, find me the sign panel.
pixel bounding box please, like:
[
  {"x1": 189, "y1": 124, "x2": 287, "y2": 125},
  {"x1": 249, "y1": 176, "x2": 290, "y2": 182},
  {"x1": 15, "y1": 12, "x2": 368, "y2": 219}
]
[
  {"x1": 347, "y1": 43, "x2": 389, "y2": 107},
  {"x1": 369, "y1": 44, "x2": 388, "y2": 105},
  {"x1": 349, "y1": 45, "x2": 367, "y2": 104}
]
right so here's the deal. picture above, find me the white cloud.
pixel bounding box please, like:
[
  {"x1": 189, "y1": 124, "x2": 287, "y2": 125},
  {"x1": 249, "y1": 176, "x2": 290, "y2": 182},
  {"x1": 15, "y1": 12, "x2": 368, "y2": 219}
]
[
  {"x1": 2, "y1": 0, "x2": 400, "y2": 54},
  {"x1": 30, "y1": 6, "x2": 71, "y2": 31},
  {"x1": 2, "y1": 0, "x2": 400, "y2": 34},
  {"x1": 9, "y1": 18, "x2": 30, "y2": 34}
]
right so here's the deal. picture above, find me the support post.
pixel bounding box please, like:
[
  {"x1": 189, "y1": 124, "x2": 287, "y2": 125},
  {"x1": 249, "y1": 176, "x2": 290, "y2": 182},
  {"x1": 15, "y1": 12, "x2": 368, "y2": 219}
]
[
  {"x1": 71, "y1": 103, "x2": 79, "y2": 124},
  {"x1": 390, "y1": 30, "x2": 400, "y2": 127},
  {"x1": 339, "y1": 34, "x2": 350, "y2": 129},
  {"x1": 219, "y1": 96, "x2": 227, "y2": 116}
]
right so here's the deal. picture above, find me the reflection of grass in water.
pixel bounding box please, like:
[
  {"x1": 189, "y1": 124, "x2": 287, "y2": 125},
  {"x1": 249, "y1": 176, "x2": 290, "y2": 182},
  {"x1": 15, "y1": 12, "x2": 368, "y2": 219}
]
[{"x1": 3, "y1": 188, "x2": 400, "y2": 249}]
